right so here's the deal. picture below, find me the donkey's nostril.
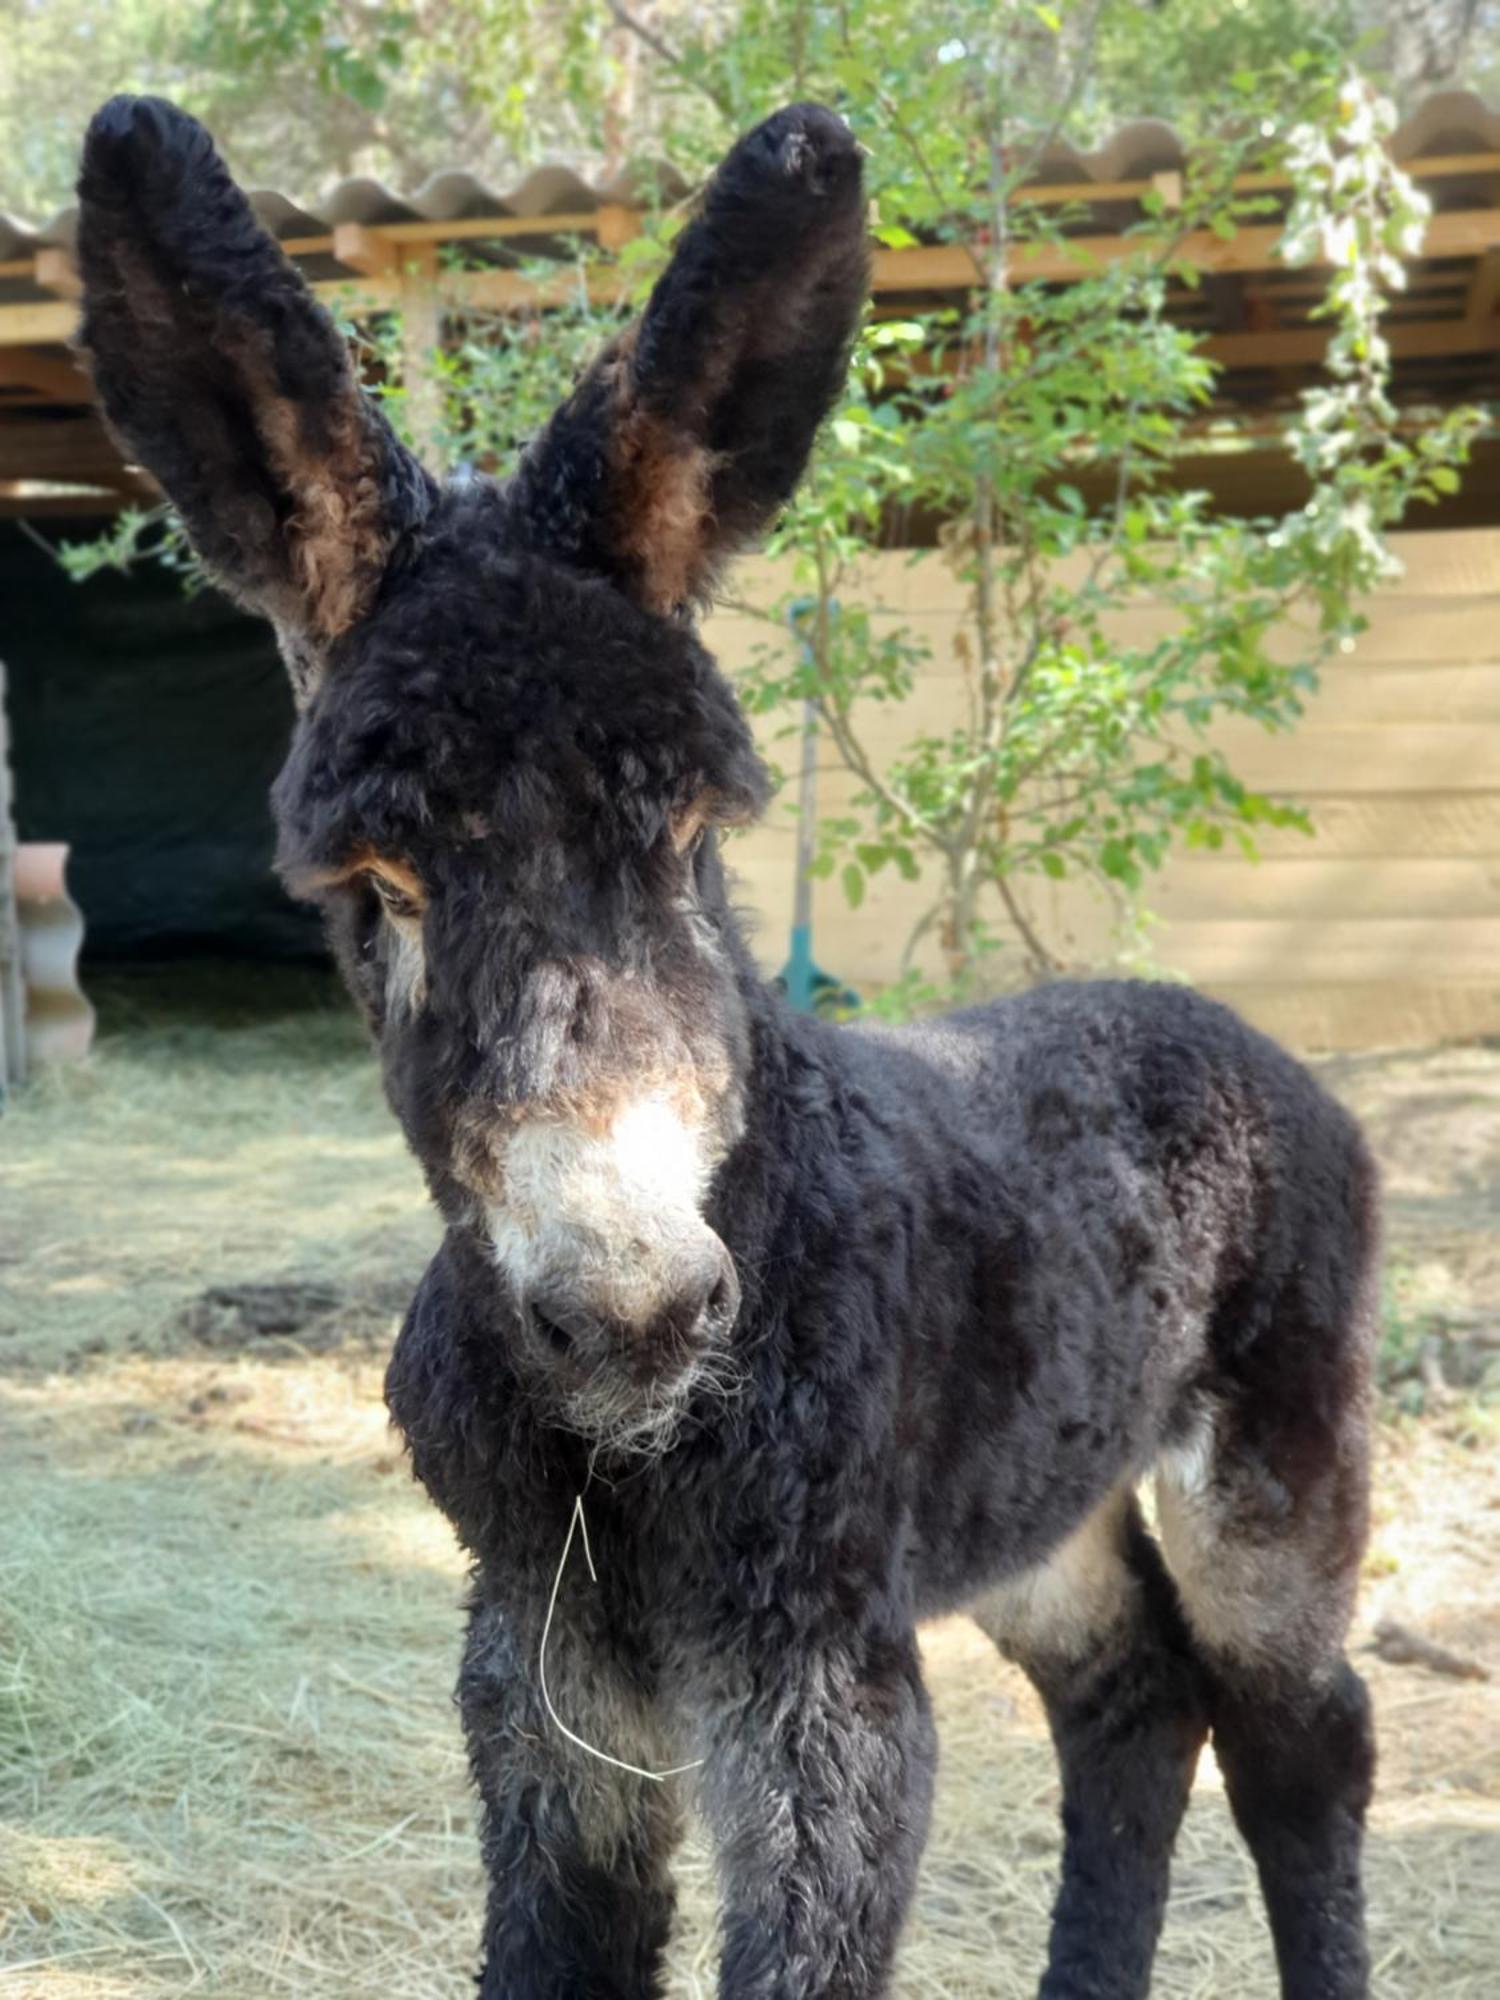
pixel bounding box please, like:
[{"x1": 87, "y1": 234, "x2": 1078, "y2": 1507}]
[
  {"x1": 531, "y1": 1305, "x2": 574, "y2": 1357},
  {"x1": 700, "y1": 1251, "x2": 741, "y2": 1335}
]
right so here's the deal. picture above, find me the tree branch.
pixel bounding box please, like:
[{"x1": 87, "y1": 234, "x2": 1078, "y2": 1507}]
[
  {"x1": 995, "y1": 873, "x2": 1060, "y2": 978},
  {"x1": 603, "y1": 0, "x2": 685, "y2": 72}
]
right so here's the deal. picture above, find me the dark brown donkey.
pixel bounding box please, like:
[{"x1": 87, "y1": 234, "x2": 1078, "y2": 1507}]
[{"x1": 77, "y1": 93, "x2": 1379, "y2": 2000}]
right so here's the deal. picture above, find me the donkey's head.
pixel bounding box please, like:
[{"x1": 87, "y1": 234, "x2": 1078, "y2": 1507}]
[{"x1": 77, "y1": 95, "x2": 867, "y2": 1446}]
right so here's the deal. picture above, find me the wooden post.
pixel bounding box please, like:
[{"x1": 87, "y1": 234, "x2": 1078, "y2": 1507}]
[
  {"x1": 399, "y1": 243, "x2": 445, "y2": 473},
  {"x1": 32, "y1": 247, "x2": 82, "y2": 300},
  {"x1": 333, "y1": 223, "x2": 444, "y2": 468},
  {"x1": 0, "y1": 660, "x2": 25, "y2": 1096},
  {"x1": 595, "y1": 204, "x2": 642, "y2": 253}
]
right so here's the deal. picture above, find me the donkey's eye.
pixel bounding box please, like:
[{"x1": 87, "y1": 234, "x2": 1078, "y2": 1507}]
[
  {"x1": 372, "y1": 877, "x2": 421, "y2": 923},
  {"x1": 363, "y1": 863, "x2": 426, "y2": 926}
]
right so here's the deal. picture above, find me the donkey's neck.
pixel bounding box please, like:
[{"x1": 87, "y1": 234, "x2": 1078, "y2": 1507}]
[{"x1": 706, "y1": 907, "x2": 851, "y2": 1277}]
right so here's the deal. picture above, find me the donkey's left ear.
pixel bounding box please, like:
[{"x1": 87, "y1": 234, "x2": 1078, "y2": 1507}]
[
  {"x1": 76, "y1": 96, "x2": 433, "y2": 701},
  {"x1": 513, "y1": 103, "x2": 869, "y2": 616}
]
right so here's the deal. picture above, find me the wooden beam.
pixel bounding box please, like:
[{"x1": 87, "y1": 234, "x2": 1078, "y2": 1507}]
[
  {"x1": 0, "y1": 300, "x2": 75, "y2": 345},
  {"x1": 382, "y1": 208, "x2": 604, "y2": 245},
  {"x1": 1010, "y1": 148, "x2": 1500, "y2": 209},
  {"x1": 332, "y1": 221, "x2": 398, "y2": 278},
  {"x1": 593, "y1": 204, "x2": 640, "y2": 252},
  {"x1": 0, "y1": 414, "x2": 130, "y2": 484},
  {"x1": 870, "y1": 208, "x2": 1500, "y2": 290},
  {"x1": 7, "y1": 205, "x2": 1500, "y2": 352},
  {"x1": 33, "y1": 248, "x2": 81, "y2": 300},
  {"x1": 457, "y1": 264, "x2": 630, "y2": 313},
  {"x1": 0, "y1": 348, "x2": 91, "y2": 401},
  {"x1": 1203, "y1": 315, "x2": 1500, "y2": 368},
  {"x1": 1465, "y1": 248, "x2": 1500, "y2": 325}
]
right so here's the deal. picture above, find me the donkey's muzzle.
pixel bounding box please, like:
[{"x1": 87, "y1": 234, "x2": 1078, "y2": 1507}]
[{"x1": 526, "y1": 1238, "x2": 740, "y2": 1384}]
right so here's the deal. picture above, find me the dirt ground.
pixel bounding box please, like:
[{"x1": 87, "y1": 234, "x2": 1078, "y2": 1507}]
[{"x1": 1, "y1": 971, "x2": 1496, "y2": 1999}]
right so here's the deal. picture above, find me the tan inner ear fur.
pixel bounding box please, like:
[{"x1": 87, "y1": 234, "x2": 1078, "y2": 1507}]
[
  {"x1": 603, "y1": 326, "x2": 720, "y2": 617},
  {"x1": 671, "y1": 795, "x2": 713, "y2": 854},
  {"x1": 241, "y1": 333, "x2": 399, "y2": 648},
  {"x1": 671, "y1": 788, "x2": 755, "y2": 852}
]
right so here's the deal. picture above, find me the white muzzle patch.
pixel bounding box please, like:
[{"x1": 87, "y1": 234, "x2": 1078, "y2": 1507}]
[{"x1": 485, "y1": 1094, "x2": 715, "y2": 1323}]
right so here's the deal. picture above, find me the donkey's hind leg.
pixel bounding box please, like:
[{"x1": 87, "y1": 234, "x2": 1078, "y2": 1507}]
[
  {"x1": 974, "y1": 1489, "x2": 1209, "y2": 2000},
  {"x1": 1157, "y1": 1399, "x2": 1375, "y2": 2000}
]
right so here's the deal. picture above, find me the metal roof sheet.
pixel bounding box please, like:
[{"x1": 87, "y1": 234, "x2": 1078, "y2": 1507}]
[{"x1": 3, "y1": 91, "x2": 1495, "y2": 264}]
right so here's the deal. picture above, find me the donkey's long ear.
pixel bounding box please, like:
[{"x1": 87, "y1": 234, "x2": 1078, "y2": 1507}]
[
  {"x1": 76, "y1": 96, "x2": 433, "y2": 699},
  {"x1": 512, "y1": 103, "x2": 868, "y2": 615}
]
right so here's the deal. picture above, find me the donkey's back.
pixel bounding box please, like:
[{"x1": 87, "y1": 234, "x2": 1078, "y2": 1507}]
[{"x1": 854, "y1": 978, "x2": 1378, "y2": 1997}]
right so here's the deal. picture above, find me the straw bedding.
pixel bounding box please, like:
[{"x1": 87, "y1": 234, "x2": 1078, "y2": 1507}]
[{"x1": 2, "y1": 973, "x2": 1495, "y2": 1997}]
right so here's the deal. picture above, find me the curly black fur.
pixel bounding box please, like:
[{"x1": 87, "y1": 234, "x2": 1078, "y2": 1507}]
[{"x1": 78, "y1": 94, "x2": 1380, "y2": 2000}]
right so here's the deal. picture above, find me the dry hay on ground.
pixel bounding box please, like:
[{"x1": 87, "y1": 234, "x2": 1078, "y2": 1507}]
[{"x1": 2, "y1": 973, "x2": 1497, "y2": 1997}]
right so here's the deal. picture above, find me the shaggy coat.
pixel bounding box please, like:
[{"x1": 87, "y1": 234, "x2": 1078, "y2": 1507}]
[{"x1": 77, "y1": 93, "x2": 1379, "y2": 2000}]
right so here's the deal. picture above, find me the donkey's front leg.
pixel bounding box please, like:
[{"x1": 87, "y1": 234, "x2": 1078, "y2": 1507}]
[
  {"x1": 461, "y1": 1598, "x2": 684, "y2": 2000},
  {"x1": 703, "y1": 1630, "x2": 937, "y2": 2000}
]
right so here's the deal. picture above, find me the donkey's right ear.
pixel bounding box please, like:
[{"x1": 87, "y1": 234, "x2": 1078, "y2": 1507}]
[{"x1": 76, "y1": 96, "x2": 433, "y2": 701}]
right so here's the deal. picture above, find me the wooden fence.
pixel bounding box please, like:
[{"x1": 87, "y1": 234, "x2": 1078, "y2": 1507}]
[{"x1": 703, "y1": 528, "x2": 1500, "y2": 1052}]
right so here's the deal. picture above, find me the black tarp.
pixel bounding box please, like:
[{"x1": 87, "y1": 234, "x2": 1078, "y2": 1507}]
[{"x1": 2, "y1": 519, "x2": 320, "y2": 960}]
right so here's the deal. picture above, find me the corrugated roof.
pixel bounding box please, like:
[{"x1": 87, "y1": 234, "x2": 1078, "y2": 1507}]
[
  {"x1": 4, "y1": 90, "x2": 1496, "y2": 515},
  {"x1": 0, "y1": 160, "x2": 689, "y2": 264},
  {"x1": 4, "y1": 89, "x2": 1497, "y2": 265}
]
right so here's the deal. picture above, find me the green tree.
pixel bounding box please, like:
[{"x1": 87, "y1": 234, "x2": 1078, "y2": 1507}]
[
  {"x1": 38, "y1": 1, "x2": 1486, "y2": 997},
  {"x1": 604, "y1": 2, "x2": 1483, "y2": 987}
]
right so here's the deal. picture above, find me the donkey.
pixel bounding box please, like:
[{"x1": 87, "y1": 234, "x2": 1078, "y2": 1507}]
[{"x1": 77, "y1": 94, "x2": 1379, "y2": 1999}]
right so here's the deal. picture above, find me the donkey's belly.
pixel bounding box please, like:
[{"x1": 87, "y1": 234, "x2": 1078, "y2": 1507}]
[{"x1": 901, "y1": 1251, "x2": 1203, "y2": 1618}]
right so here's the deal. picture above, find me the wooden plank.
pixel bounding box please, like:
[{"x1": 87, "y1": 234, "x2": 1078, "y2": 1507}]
[
  {"x1": 331, "y1": 221, "x2": 398, "y2": 278},
  {"x1": 1203, "y1": 317, "x2": 1500, "y2": 368},
  {"x1": 594, "y1": 205, "x2": 640, "y2": 252},
  {"x1": 1190, "y1": 793, "x2": 1500, "y2": 859},
  {"x1": 1465, "y1": 248, "x2": 1500, "y2": 324},
  {"x1": 740, "y1": 710, "x2": 1500, "y2": 800},
  {"x1": 1337, "y1": 596, "x2": 1500, "y2": 662},
  {"x1": 0, "y1": 300, "x2": 77, "y2": 346},
  {"x1": 0, "y1": 414, "x2": 129, "y2": 484},
  {"x1": 725, "y1": 535, "x2": 1500, "y2": 613},
  {"x1": 1015, "y1": 153, "x2": 1499, "y2": 212},
  {"x1": 0, "y1": 486, "x2": 134, "y2": 516},
  {"x1": 457, "y1": 264, "x2": 628, "y2": 312},
  {"x1": 1151, "y1": 916, "x2": 1500, "y2": 985},
  {"x1": 28, "y1": 267, "x2": 390, "y2": 351},
  {"x1": 1076, "y1": 596, "x2": 1500, "y2": 665},
  {"x1": 33, "y1": 248, "x2": 80, "y2": 300},
  {"x1": 1207, "y1": 983, "x2": 1500, "y2": 1054},
  {"x1": 869, "y1": 210, "x2": 1500, "y2": 290},
  {"x1": 1369, "y1": 529, "x2": 1500, "y2": 596},
  {"x1": 1292, "y1": 662, "x2": 1500, "y2": 725},
  {"x1": 0, "y1": 348, "x2": 91, "y2": 402},
  {"x1": 1207, "y1": 723, "x2": 1500, "y2": 792},
  {"x1": 1147, "y1": 857, "x2": 1500, "y2": 920}
]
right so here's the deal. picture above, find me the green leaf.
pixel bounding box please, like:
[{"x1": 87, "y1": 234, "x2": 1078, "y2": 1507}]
[{"x1": 841, "y1": 864, "x2": 866, "y2": 911}]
